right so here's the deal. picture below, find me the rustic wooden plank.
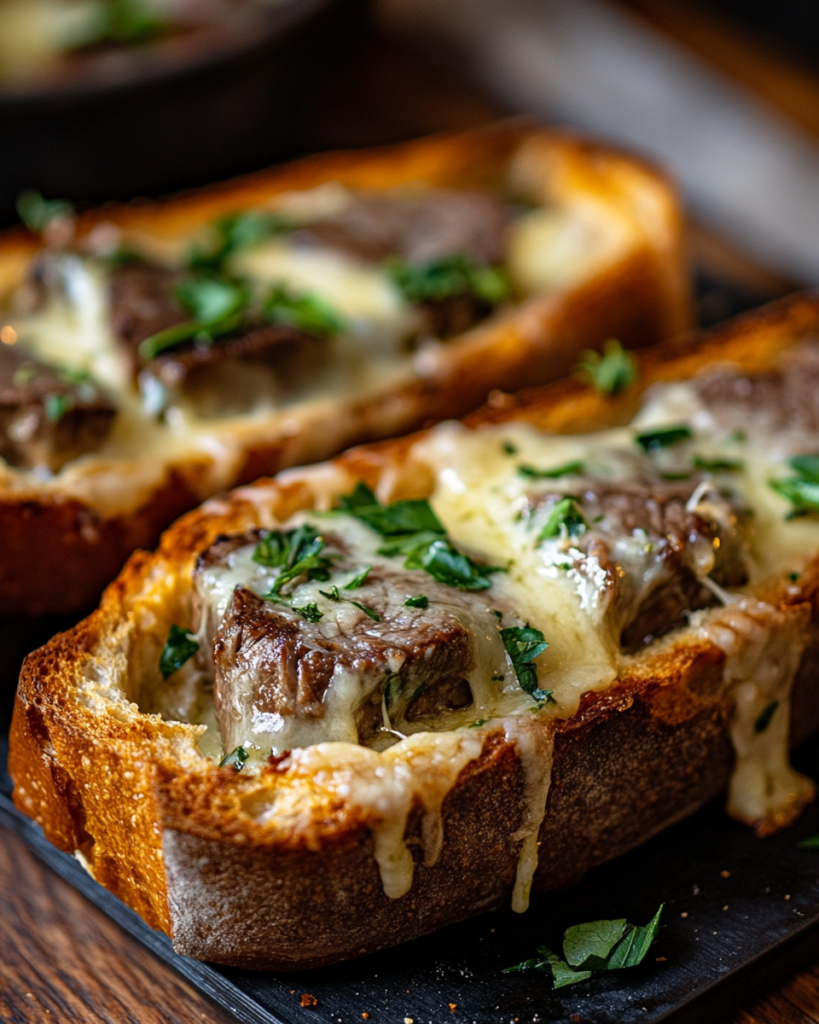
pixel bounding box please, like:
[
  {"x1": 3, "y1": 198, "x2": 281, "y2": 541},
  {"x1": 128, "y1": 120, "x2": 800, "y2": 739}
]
[{"x1": 0, "y1": 827, "x2": 235, "y2": 1024}]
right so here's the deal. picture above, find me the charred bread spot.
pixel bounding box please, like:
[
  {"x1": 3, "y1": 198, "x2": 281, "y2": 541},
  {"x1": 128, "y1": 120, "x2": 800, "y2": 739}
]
[{"x1": 0, "y1": 343, "x2": 115, "y2": 472}]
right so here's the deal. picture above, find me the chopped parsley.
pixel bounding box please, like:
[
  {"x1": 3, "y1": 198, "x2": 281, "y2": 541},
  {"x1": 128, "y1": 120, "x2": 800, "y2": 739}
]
[
  {"x1": 17, "y1": 191, "x2": 74, "y2": 233},
  {"x1": 187, "y1": 209, "x2": 292, "y2": 272},
  {"x1": 159, "y1": 624, "x2": 200, "y2": 679},
  {"x1": 468, "y1": 719, "x2": 488, "y2": 729},
  {"x1": 254, "y1": 525, "x2": 333, "y2": 597},
  {"x1": 337, "y1": 483, "x2": 498, "y2": 591},
  {"x1": 518, "y1": 460, "x2": 585, "y2": 480},
  {"x1": 347, "y1": 600, "x2": 381, "y2": 621},
  {"x1": 635, "y1": 425, "x2": 693, "y2": 452},
  {"x1": 754, "y1": 700, "x2": 779, "y2": 734},
  {"x1": 499, "y1": 625, "x2": 553, "y2": 708},
  {"x1": 343, "y1": 566, "x2": 372, "y2": 590},
  {"x1": 294, "y1": 603, "x2": 323, "y2": 623},
  {"x1": 388, "y1": 254, "x2": 509, "y2": 307},
  {"x1": 405, "y1": 595, "x2": 429, "y2": 609},
  {"x1": 502, "y1": 440, "x2": 518, "y2": 456},
  {"x1": 798, "y1": 835, "x2": 819, "y2": 849},
  {"x1": 219, "y1": 745, "x2": 249, "y2": 771},
  {"x1": 769, "y1": 455, "x2": 819, "y2": 518},
  {"x1": 44, "y1": 393, "x2": 75, "y2": 424},
  {"x1": 138, "y1": 275, "x2": 249, "y2": 360},
  {"x1": 692, "y1": 455, "x2": 744, "y2": 472},
  {"x1": 537, "y1": 497, "x2": 586, "y2": 542},
  {"x1": 577, "y1": 339, "x2": 637, "y2": 396},
  {"x1": 262, "y1": 284, "x2": 346, "y2": 337},
  {"x1": 504, "y1": 905, "x2": 663, "y2": 988}
]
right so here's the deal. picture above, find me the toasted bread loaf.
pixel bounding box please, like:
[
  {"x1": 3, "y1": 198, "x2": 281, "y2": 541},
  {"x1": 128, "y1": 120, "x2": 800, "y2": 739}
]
[
  {"x1": 0, "y1": 121, "x2": 688, "y2": 615},
  {"x1": 16, "y1": 295, "x2": 818, "y2": 973}
]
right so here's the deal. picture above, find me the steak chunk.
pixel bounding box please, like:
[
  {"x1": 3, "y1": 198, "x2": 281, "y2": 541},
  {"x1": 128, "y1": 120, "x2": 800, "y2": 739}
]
[
  {"x1": 291, "y1": 188, "x2": 509, "y2": 267},
  {"x1": 193, "y1": 524, "x2": 511, "y2": 753},
  {"x1": 0, "y1": 343, "x2": 115, "y2": 472},
  {"x1": 108, "y1": 262, "x2": 322, "y2": 414},
  {"x1": 528, "y1": 473, "x2": 750, "y2": 651}
]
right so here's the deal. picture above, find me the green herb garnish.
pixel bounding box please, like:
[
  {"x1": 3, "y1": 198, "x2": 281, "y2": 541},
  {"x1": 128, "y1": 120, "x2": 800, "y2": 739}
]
[
  {"x1": 499, "y1": 625, "x2": 553, "y2": 708},
  {"x1": 138, "y1": 275, "x2": 249, "y2": 360},
  {"x1": 537, "y1": 498, "x2": 586, "y2": 542},
  {"x1": 502, "y1": 441, "x2": 518, "y2": 456},
  {"x1": 343, "y1": 566, "x2": 372, "y2": 590},
  {"x1": 388, "y1": 254, "x2": 509, "y2": 307},
  {"x1": 263, "y1": 284, "x2": 345, "y2": 337},
  {"x1": 798, "y1": 835, "x2": 819, "y2": 849},
  {"x1": 754, "y1": 700, "x2": 779, "y2": 734},
  {"x1": 294, "y1": 603, "x2": 324, "y2": 623},
  {"x1": 405, "y1": 595, "x2": 429, "y2": 608},
  {"x1": 518, "y1": 460, "x2": 585, "y2": 480},
  {"x1": 44, "y1": 393, "x2": 75, "y2": 424},
  {"x1": 159, "y1": 624, "x2": 200, "y2": 679},
  {"x1": 188, "y1": 209, "x2": 292, "y2": 272},
  {"x1": 255, "y1": 525, "x2": 333, "y2": 597},
  {"x1": 577, "y1": 339, "x2": 637, "y2": 396},
  {"x1": 468, "y1": 719, "x2": 488, "y2": 728},
  {"x1": 347, "y1": 600, "x2": 381, "y2": 621},
  {"x1": 692, "y1": 455, "x2": 744, "y2": 472},
  {"x1": 635, "y1": 425, "x2": 693, "y2": 451},
  {"x1": 17, "y1": 191, "x2": 74, "y2": 233},
  {"x1": 219, "y1": 745, "x2": 249, "y2": 771},
  {"x1": 504, "y1": 905, "x2": 663, "y2": 988},
  {"x1": 337, "y1": 483, "x2": 497, "y2": 591}
]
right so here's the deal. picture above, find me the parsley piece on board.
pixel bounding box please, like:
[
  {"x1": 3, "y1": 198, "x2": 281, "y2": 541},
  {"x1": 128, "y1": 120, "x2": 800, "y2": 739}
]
[
  {"x1": 263, "y1": 284, "x2": 346, "y2": 337},
  {"x1": 219, "y1": 745, "x2": 249, "y2": 771},
  {"x1": 754, "y1": 700, "x2": 779, "y2": 734},
  {"x1": 635, "y1": 425, "x2": 693, "y2": 452},
  {"x1": 388, "y1": 254, "x2": 509, "y2": 307},
  {"x1": 17, "y1": 191, "x2": 74, "y2": 233},
  {"x1": 798, "y1": 835, "x2": 819, "y2": 849},
  {"x1": 518, "y1": 460, "x2": 585, "y2": 480},
  {"x1": 405, "y1": 595, "x2": 429, "y2": 608},
  {"x1": 499, "y1": 625, "x2": 553, "y2": 708},
  {"x1": 337, "y1": 482, "x2": 497, "y2": 591},
  {"x1": 537, "y1": 497, "x2": 586, "y2": 542},
  {"x1": 159, "y1": 624, "x2": 200, "y2": 679},
  {"x1": 255, "y1": 525, "x2": 333, "y2": 598},
  {"x1": 504, "y1": 905, "x2": 663, "y2": 987},
  {"x1": 577, "y1": 339, "x2": 637, "y2": 396}
]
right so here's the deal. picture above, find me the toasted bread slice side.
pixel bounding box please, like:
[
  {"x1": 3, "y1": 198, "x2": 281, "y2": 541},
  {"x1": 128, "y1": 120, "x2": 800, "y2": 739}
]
[
  {"x1": 19, "y1": 299, "x2": 819, "y2": 974},
  {"x1": 0, "y1": 121, "x2": 689, "y2": 615}
]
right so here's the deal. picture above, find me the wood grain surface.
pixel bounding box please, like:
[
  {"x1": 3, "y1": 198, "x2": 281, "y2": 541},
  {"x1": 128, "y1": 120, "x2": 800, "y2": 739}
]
[{"x1": 1, "y1": 17, "x2": 817, "y2": 1024}]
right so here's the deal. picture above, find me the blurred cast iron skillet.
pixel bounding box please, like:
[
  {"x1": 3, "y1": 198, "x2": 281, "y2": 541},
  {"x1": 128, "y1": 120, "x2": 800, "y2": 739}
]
[{"x1": 0, "y1": 0, "x2": 370, "y2": 224}]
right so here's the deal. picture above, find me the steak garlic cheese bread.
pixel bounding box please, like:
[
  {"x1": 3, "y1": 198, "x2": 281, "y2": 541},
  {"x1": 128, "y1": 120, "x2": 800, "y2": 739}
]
[
  {"x1": 11, "y1": 295, "x2": 819, "y2": 970},
  {"x1": 0, "y1": 122, "x2": 689, "y2": 615}
]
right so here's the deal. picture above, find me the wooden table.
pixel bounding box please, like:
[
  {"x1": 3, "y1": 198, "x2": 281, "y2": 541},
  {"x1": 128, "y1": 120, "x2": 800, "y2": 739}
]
[{"x1": 2, "y1": 18, "x2": 819, "y2": 1024}]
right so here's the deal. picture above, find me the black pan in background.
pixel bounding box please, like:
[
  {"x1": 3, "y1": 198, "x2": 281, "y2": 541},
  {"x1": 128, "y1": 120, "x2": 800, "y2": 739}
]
[{"x1": 0, "y1": 0, "x2": 371, "y2": 226}]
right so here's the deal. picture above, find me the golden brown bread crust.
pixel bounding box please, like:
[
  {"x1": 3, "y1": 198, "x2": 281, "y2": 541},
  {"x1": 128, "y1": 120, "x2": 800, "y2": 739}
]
[
  {"x1": 17, "y1": 296, "x2": 819, "y2": 972},
  {"x1": 0, "y1": 121, "x2": 689, "y2": 615}
]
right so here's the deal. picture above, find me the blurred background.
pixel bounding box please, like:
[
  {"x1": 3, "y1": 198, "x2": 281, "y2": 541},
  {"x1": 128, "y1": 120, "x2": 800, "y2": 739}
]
[{"x1": 3, "y1": 0, "x2": 819, "y2": 304}]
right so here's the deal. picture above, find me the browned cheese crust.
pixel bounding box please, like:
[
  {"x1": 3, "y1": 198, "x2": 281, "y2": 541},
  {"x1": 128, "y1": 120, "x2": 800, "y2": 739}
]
[
  {"x1": 0, "y1": 121, "x2": 690, "y2": 615},
  {"x1": 19, "y1": 298, "x2": 818, "y2": 975}
]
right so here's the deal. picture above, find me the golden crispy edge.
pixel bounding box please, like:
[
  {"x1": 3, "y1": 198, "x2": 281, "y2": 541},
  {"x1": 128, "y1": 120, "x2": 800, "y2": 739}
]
[
  {"x1": 10, "y1": 293, "x2": 819, "y2": 969},
  {"x1": 0, "y1": 120, "x2": 690, "y2": 614}
]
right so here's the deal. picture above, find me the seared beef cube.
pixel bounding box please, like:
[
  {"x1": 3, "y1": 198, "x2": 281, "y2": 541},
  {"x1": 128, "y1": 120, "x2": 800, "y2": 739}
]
[
  {"x1": 210, "y1": 584, "x2": 475, "y2": 752},
  {"x1": 0, "y1": 343, "x2": 115, "y2": 472},
  {"x1": 529, "y1": 474, "x2": 750, "y2": 651},
  {"x1": 108, "y1": 262, "x2": 322, "y2": 413},
  {"x1": 193, "y1": 525, "x2": 511, "y2": 753},
  {"x1": 291, "y1": 188, "x2": 509, "y2": 266},
  {"x1": 108, "y1": 262, "x2": 186, "y2": 352}
]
